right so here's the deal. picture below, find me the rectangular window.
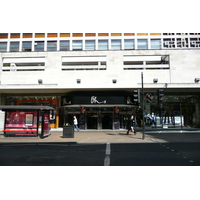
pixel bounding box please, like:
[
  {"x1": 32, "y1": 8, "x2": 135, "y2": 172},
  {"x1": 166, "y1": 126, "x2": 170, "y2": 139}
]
[
  {"x1": 98, "y1": 33, "x2": 109, "y2": 36},
  {"x1": 98, "y1": 40, "x2": 108, "y2": 50},
  {"x1": 137, "y1": 33, "x2": 148, "y2": 36},
  {"x1": 22, "y1": 41, "x2": 32, "y2": 51},
  {"x1": 124, "y1": 33, "x2": 135, "y2": 36},
  {"x1": 10, "y1": 33, "x2": 20, "y2": 38},
  {"x1": 150, "y1": 33, "x2": 161, "y2": 35},
  {"x1": 111, "y1": 39, "x2": 121, "y2": 50},
  {"x1": 10, "y1": 42, "x2": 19, "y2": 52},
  {"x1": 60, "y1": 33, "x2": 70, "y2": 37},
  {"x1": 85, "y1": 33, "x2": 96, "y2": 37},
  {"x1": 47, "y1": 33, "x2": 57, "y2": 38},
  {"x1": 60, "y1": 40, "x2": 70, "y2": 51},
  {"x1": 0, "y1": 42, "x2": 7, "y2": 52},
  {"x1": 34, "y1": 41, "x2": 44, "y2": 51},
  {"x1": 137, "y1": 39, "x2": 148, "y2": 49},
  {"x1": 47, "y1": 41, "x2": 57, "y2": 51},
  {"x1": 73, "y1": 33, "x2": 83, "y2": 37},
  {"x1": 111, "y1": 33, "x2": 121, "y2": 36},
  {"x1": 72, "y1": 40, "x2": 82, "y2": 50},
  {"x1": 150, "y1": 39, "x2": 161, "y2": 49},
  {"x1": 35, "y1": 33, "x2": 45, "y2": 38},
  {"x1": 124, "y1": 39, "x2": 135, "y2": 50},
  {"x1": 85, "y1": 40, "x2": 95, "y2": 50},
  {"x1": 23, "y1": 33, "x2": 32, "y2": 38},
  {"x1": 0, "y1": 33, "x2": 8, "y2": 39}
]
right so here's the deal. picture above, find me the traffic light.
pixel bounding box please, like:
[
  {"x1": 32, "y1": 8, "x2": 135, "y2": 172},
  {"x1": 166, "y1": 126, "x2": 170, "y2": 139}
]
[
  {"x1": 157, "y1": 89, "x2": 165, "y2": 103},
  {"x1": 146, "y1": 93, "x2": 152, "y2": 103},
  {"x1": 133, "y1": 89, "x2": 140, "y2": 104}
]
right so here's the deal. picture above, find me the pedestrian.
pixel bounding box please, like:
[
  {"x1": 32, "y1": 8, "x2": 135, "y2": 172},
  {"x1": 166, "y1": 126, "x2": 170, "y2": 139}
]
[
  {"x1": 73, "y1": 116, "x2": 80, "y2": 131},
  {"x1": 150, "y1": 112, "x2": 156, "y2": 127},
  {"x1": 126, "y1": 115, "x2": 135, "y2": 135}
]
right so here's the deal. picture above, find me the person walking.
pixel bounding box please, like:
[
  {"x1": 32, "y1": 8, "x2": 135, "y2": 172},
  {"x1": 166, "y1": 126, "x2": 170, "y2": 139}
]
[
  {"x1": 73, "y1": 116, "x2": 80, "y2": 131},
  {"x1": 126, "y1": 115, "x2": 135, "y2": 135}
]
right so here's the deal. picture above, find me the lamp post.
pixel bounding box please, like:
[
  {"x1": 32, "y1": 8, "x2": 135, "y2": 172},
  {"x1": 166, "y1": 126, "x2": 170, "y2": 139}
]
[{"x1": 141, "y1": 72, "x2": 145, "y2": 140}]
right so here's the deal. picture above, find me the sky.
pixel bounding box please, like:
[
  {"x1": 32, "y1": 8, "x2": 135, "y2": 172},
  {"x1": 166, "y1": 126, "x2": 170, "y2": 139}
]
[{"x1": 1, "y1": 0, "x2": 199, "y2": 33}]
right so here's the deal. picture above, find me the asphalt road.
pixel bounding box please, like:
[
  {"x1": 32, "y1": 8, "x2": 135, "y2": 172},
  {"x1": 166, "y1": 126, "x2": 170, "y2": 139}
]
[{"x1": 0, "y1": 142, "x2": 200, "y2": 166}]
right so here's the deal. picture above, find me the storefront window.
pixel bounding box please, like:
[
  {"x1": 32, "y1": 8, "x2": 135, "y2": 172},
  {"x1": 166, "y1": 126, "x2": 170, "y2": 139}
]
[{"x1": 142, "y1": 94, "x2": 200, "y2": 129}]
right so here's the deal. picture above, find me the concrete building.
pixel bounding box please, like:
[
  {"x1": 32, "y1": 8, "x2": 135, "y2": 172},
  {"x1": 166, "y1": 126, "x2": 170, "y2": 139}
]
[{"x1": 0, "y1": 33, "x2": 200, "y2": 130}]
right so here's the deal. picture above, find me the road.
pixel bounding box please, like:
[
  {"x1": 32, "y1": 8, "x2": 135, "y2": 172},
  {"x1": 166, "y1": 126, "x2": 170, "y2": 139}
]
[{"x1": 0, "y1": 142, "x2": 200, "y2": 166}]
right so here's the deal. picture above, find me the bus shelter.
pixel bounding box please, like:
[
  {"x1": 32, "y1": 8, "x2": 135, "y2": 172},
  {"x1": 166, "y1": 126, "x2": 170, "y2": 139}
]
[{"x1": 0, "y1": 105, "x2": 54, "y2": 137}]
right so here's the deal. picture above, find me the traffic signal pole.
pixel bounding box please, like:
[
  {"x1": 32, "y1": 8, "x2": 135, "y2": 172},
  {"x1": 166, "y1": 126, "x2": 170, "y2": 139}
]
[{"x1": 141, "y1": 72, "x2": 145, "y2": 140}]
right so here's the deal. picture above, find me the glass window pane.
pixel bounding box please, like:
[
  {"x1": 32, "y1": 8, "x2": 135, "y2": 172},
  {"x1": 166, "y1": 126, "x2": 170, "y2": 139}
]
[
  {"x1": 0, "y1": 42, "x2": 7, "y2": 52},
  {"x1": 85, "y1": 40, "x2": 95, "y2": 50},
  {"x1": 47, "y1": 41, "x2": 57, "y2": 51},
  {"x1": 124, "y1": 39, "x2": 135, "y2": 50},
  {"x1": 98, "y1": 40, "x2": 108, "y2": 50},
  {"x1": 137, "y1": 39, "x2": 148, "y2": 49},
  {"x1": 151, "y1": 39, "x2": 161, "y2": 49},
  {"x1": 10, "y1": 42, "x2": 19, "y2": 52},
  {"x1": 60, "y1": 40, "x2": 70, "y2": 51},
  {"x1": 111, "y1": 40, "x2": 121, "y2": 50},
  {"x1": 72, "y1": 40, "x2": 82, "y2": 50},
  {"x1": 34, "y1": 41, "x2": 44, "y2": 51},
  {"x1": 22, "y1": 41, "x2": 32, "y2": 51}
]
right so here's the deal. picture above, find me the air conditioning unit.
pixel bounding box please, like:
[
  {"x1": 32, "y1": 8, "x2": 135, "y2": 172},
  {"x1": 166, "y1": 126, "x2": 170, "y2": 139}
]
[
  {"x1": 164, "y1": 41, "x2": 169, "y2": 45},
  {"x1": 34, "y1": 42, "x2": 38, "y2": 45}
]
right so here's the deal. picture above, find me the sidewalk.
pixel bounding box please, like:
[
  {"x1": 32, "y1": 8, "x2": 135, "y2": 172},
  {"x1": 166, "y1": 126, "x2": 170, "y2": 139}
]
[{"x1": 1, "y1": 129, "x2": 200, "y2": 143}]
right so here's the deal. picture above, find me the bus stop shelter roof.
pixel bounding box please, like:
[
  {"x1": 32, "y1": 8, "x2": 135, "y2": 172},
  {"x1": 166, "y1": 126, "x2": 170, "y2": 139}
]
[{"x1": 0, "y1": 105, "x2": 54, "y2": 111}]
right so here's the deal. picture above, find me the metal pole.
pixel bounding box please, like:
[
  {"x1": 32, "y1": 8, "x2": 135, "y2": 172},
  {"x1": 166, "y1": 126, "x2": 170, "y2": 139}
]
[{"x1": 141, "y1": 72, "x2": 145, "y2": 139}]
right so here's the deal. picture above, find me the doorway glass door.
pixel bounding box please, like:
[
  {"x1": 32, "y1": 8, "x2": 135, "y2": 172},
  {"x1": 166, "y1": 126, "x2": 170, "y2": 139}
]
[
  {"x1": 87, "y1": 113, "x2": 98, "y2": 129},
  {"x1": 102, "y1": 113, "x2": 113, "y2": 129}
]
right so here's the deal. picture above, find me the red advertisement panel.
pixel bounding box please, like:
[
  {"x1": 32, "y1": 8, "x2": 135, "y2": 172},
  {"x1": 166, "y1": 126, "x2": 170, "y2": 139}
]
[
  {"x1": 43, "y1": 112, "x2": 51, "y2": 136},
  {"x1": 5, "y1": 111, "x2": 38, "y2": 129}
]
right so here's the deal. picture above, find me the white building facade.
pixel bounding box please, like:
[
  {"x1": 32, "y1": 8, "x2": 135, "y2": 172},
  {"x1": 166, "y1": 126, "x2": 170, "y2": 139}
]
[{"x1": 0, "y1": 33, "x2": 200, "y2": 130}]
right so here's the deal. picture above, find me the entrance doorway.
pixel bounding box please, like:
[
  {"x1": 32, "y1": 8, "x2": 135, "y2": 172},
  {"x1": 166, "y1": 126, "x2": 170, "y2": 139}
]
[
  {"x1": 101, "y1": 113, "x2": 113, "y2": 129},
  {"x1": 87, "y1": 113, "x2": 98, "y2": 129}
]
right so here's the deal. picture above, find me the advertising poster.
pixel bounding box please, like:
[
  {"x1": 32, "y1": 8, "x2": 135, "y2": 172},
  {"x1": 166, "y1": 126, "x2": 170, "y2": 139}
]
[{"x1": 43, "y1": 112, "x2": 51, "y2": 137}]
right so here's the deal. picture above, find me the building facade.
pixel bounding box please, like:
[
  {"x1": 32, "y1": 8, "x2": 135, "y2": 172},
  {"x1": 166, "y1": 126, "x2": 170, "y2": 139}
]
[{"x1": 0, "y1": 33, "x2": 200, "y2": 130}]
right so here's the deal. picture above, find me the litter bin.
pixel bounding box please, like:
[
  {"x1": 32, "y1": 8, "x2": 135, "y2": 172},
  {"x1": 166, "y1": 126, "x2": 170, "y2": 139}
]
[{"x1": 63, "y1": 125, "x2": 74, "y2": 138}]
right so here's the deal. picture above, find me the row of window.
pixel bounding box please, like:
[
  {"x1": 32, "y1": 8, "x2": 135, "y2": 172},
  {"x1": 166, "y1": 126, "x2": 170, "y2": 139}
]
[
  {"x1": 0, "y1": 39, "x2": 161, "y2": 52},
  {"x1": 1, "y1": 38, "x2": 200, "y2": 52},
  {"x1": 1, "y1": 33, "x2": 200, "y2": 39}
]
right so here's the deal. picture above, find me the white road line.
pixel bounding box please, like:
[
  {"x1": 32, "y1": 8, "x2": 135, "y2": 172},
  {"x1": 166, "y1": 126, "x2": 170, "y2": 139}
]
[{"x1": 104, "y1": 143, "x2": 111, "y2": 166}]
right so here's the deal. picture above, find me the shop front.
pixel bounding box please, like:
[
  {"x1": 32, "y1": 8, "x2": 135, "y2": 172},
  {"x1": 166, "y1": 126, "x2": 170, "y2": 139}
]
[
  {"x1": 60, "y1": 92, "x2": 136, "y2": 130},
  {"x1": 60, "y1": 91, "x2": 200, "y2": 130}
]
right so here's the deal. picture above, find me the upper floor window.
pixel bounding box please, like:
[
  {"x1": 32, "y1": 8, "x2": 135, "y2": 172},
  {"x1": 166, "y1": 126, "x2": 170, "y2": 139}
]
[
  {"x1": 47, "y1": 41, "x2": 57, "y2": 51},
  {"x1": 98, "y1": 40, "x2": 108, "y2": 50},
  {"x1": 0, "y1": 42, "x2": 7, "y2": 52},
  {"x1": 85, "y1": 40, "x2": 95, "y2": 50},
  {"x1": 124, "y1": 39, "x2": 135, "y2": 50},
  {"x1": 111, "y1": 40, "x2": 121, "y2": 50},
  {"x1": 22, "y1": 41, "x2": 32, "y2": 52},
  {"x1": 34, "y1": 41, "x2": 44, "y2": 51},
  {"x1": 150, "y1": 39, "x2": 161, "y2": 49},
  {"x1": 137, "y1": 39, "x2": 148, "y2": 49},
  {"x1": 60, "y1": 40, "x2": 70, "y2": 51},
  {"x1": 72, "y1": 40, "x2": 82, "y2": 51},
  {"x1": 10, "y1": 42, "x2": 19, "y2": 52}
]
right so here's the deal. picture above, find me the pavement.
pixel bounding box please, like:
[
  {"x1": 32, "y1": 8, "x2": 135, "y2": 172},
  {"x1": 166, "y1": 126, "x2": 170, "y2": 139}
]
[{"x1": 1, "y1": 128, "x2": 200, "y2": 143}]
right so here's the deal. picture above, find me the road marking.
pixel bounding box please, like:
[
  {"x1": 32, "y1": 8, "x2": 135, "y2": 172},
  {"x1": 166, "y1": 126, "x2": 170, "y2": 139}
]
[{"x1": 104, "y1": 143, "x2": 111, "y2": 166}]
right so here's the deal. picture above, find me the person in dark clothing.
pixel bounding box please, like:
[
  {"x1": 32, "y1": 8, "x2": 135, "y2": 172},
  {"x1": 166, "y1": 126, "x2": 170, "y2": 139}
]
[{"x1": 127, "y1": 115, "x2": 135, "y2": 135}]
